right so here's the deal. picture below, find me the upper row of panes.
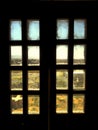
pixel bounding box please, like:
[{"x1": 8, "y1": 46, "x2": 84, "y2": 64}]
[{"x1": 10, "y1": 19, "x2": 86, "y2": 41}]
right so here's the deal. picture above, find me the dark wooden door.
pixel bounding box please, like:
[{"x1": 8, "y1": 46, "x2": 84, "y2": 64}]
[{"x1": 0, "y1": 1, "x2": 97, "y2": 129}]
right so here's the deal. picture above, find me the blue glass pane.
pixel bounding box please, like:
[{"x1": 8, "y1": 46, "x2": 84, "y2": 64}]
[
  {"x1": 10, "y1": 21, "x2": 22, "y2": 40},
  {"x1": 57, "y1": 20, "x2": 69, "y2": 39},
  {"x1": 27, "y1": 20, "x2": 40, "y2": 40},
  {"x1": 74, "y1": 20, "x2": 86, "y2": 39}
]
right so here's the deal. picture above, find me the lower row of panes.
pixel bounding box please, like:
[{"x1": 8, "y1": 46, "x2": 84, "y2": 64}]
[
  {"x1": 56, "y1": 94, "x2": 85, "y2": 114},
  {"x1": 11, "y1": 95, "x2": 40, "y2": 114},
  {"x1": 11, "y1": 94, "x2": 85, "y2": 114}
]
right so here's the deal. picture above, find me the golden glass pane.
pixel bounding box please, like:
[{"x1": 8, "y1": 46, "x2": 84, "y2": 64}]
[
  {"x1": 11, "y1": 71, "x2": 22, "y2": 91},
  {"x1": 10, "y1": 20, "x2": 22, "y2": 40},
  {"x1": 73, "y1": 45, "x2": 86, "y2": 65},
  {"x1": 72, "y1": 94, "x2": 85, "y2": 113},
  {"x1": 28, "y1": 95, "x2": 40, "y2": 114},
  {"x1": 11, "y1": 46, "x2": 22, "y2": 66},
  {"x1": 28, "y1": 70, "x2": 40, "y2": 91},
  {"x1": 11, "y1": 95, "x2": 23, "y2": 114},
  {"x1": 56, "y1": 94, "x2": 68, "y2": 113},
  {"x1": 28, "y1": 46, "x2": 40, "y2": 66},
  {"x1": 27, "y1": 20, "x2": 40, "y2": 40},
  {"x1": 74, "y1": 19, "x2": 86, "y2": 39},
  {"x1": 56, "y1": 45, "x2": 68, "y2": 65},
  {"x1": 73, "y1": 70, "x2": 85, "y2": 90},
  {"x1": 56, "y1": 70, "x2": 68, "y2": 90},
  {"x1": 56, "y1": 19, "x2": 69, "y2": 39}
]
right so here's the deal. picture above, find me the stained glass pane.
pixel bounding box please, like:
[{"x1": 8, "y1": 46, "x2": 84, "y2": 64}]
[
  {"x1": 74, "y1": 19, "x2": 86, "y2": 39},
  {"x1": 56, "y1": 70, "x2": 68, "y2": 90},
  {"x1": 73, "y1": 70, "x2": 85, "y2": 90},
  {"x1": 10, "y1": 21, "x2": 22, "y2": 40},
  {"x1": 73, "y1": 94, "x2": 85, "y2": 113},
  {"x1": 11, "y1": 46, "x2": 22, "y2": 66},
  {"x1": 28, "y1": 70, "x2": 40, "y2": 91},
  {"x1": 27, "y1": 20, "x2": 40, "y2": 40},
  {"x1": 28, "y1": 46, "x2": 40, "y2": 66},
  {"x1": 57, "y1": 19, "x2": 69, "y2": 39},
  {"x1": 56, "y1": 45, "x2": 68, "y2": 65},
  {"x1": 11, "y1": 95, "x2": 23, "y2": 114},
  {"x1": 73, "y1": 45, "x2": 86, "y2": 65},
  {"x1": 56, "y1": 94, "x2": 68, "y2": 113},
  {"x1": 28, "y1": 95, "x2": 40, "y2": 114},
  {"x1": 11, "y1": 71, "x2": 22, "y2": 91}
]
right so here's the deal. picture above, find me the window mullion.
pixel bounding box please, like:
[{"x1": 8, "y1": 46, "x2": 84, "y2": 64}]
[{"x1": 22, "y1": 20, "x2": 28, "y2": 115}]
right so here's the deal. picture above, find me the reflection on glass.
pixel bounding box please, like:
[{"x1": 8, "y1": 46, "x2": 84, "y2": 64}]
[
  {"x1": 73, "y1": 94, "x2": 85, "y2": 113},
  {"x1": 56, "y1": 45, "x2": 68, "y2": 65},
  {"x1": 10, "y1": 21, "x2": 22, "y2": 40},
  {"x1": 11, "y1": 71, "x2": 22, "y2": 91},
  {"x1": 73, "y1": 70, "x2": 85, "y2": 90},
  {"x1": 28, "y1": 95, "x2": 40, "y2": 114},
  {"x1": 56, "y1": 94, "x2": 68, "y2": 113},
  {"x1": 74, "y1": 19, "x2": 86, "y2": 39},
  {"x1": 57, "y1": 19, "x2": 69, "y2": 39},
  {"x1": 11, "y1": 46, "x2": 22, "y2": 66},
  {"x1": 56, "y1": 70, "x2": 68, "y2": 90},
  {"x1": 11, "y1": 95, "x2": 23, "y2": 114},
  {"x1": 28, "y1": 46, "x2": 40, "y2": 66},
  {"x1": 28, "y1": 70, "x2": 40, "y2": 90},
  {"x1": 73, "y1": 45, "x2": 86, "y2": 65},
  {"x1": 27, "y1": 20, "x2": 40, "y2": 40}
]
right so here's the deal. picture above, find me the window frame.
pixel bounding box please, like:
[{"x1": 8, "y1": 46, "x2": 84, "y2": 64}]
[
  {"x1": 9, "y1": 18, "x2": 41, "y2": 115},
  {"x1": 55, "y1": 17, "x2": 87, "y2": 115}
]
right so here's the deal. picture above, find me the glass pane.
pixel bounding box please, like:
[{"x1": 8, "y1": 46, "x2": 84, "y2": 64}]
[
  {"x1": 73, "y1": 94, "x2": 85, "y2": 113},
  {"x1": 11, "y1": 46, "x2": 22, "y2": 66},
  {"x1": 56, "y1": 45, "x2": 68, "y2": 65},
  {"x1": 74, "y1": 19, "x2": 86, "y2": 39},
  {"x1": 10, "y1": 21, "x2": 22, "y2": 40},
  {"x1": 56, "y1": 70, "x2": 68, "y2": 90},
  {"x1": 28, "y1": 95, "x2": 40, "y2": 114},
  {"x1": 11, "y1": 95, "x2": 23, "y2": 114},
  {"x1": 73, "y1": 45, "x2": 86, "y2": 65},
  {"x1": 11, "y1": 71, "x2": 22, "y2": 91},
  {"x1": 28, "y1": 70, "x2": 40, "y2": 91},
  {"x1": 73, "y1": 70, "x2": 85, "y2": 90},
  {"x1": 57, "y1": 19, "x2": 69, "y2": 39},
  {"x1": 27, "y1": 20, "x2": 40, "y2": 40},
  {"x1": 56, "y1": 94, "x2": 68, "y2": 113},
  {"x1": 28, "y1": 46, "x2": 40, "y2": 66}
]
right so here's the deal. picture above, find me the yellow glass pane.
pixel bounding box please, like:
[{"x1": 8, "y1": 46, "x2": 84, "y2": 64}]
[
  {"x1": 56, "y1": 70, "x2": 68, "y2": 90},
  {"x1": 73, "y1": 70, "x2": 85, "y2": 90},
  {"x1": 28, "y1": 70, "x2": 40, "y2": 91},
  {"x1": 73, "y1": 94, "x2": 85, "y2": 113},
  {"x1": 28, "y1": 95, "x2": 40, "y2": 114},
  {"x1": 56, "y1": 94, "x2": 68, "y2": 113},
  {"x1": 11, "y1": 71, "x2": 22, "y2": 91},
  {"x1": 11, "y1": 95, "x2": 23, "y2": 114}
]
